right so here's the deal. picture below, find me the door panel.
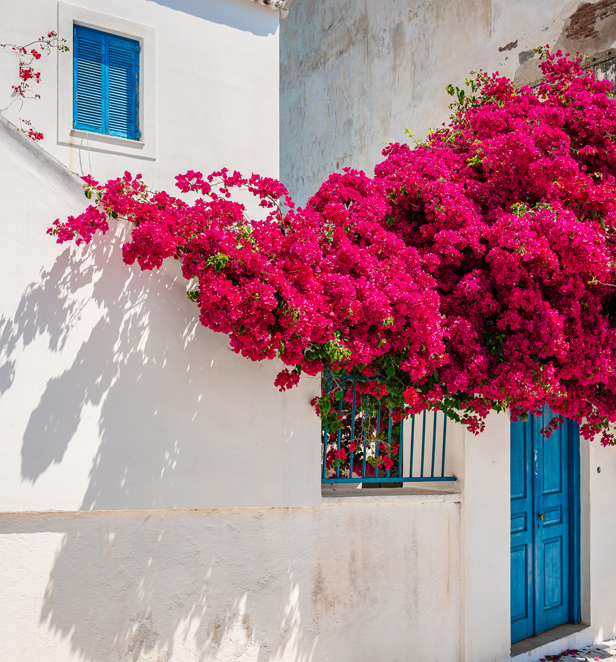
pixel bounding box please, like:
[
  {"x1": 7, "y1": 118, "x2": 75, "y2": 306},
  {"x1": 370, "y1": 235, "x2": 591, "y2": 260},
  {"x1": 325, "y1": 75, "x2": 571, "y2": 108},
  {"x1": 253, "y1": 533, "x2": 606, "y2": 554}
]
[
  {"x1": 511, "y1": 418, "x2": 534, "y2": 642},
  {"x1": 511, "y1": 405, "x2": 578, "y2": 644},
  {"x1": 542, "y1": 536, "x2": 563, "y2": 609},
  {"x1": 542, "y1": 432, "x2": 563, "y2": 494},
  {"x1": 534, "y1": 406, "x2": 570, "y2": 634},
  {"x1": 511, "y1": 544, "x2": 530, "y2": 623}
]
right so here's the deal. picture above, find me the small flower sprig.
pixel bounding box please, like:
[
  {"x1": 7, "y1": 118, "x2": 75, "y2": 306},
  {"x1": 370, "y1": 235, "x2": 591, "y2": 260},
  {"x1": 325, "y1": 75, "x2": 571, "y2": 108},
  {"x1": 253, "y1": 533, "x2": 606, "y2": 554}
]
[{"x1": 1, "y1": 31, "x2": 69, "y2": 141}]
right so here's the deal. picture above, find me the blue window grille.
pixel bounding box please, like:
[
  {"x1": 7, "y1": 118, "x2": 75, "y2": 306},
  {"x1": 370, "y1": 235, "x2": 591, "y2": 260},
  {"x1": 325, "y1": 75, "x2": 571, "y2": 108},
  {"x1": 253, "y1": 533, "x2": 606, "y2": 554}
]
[
  {"x1": 321, "y1": 373, "x2": 456, "y2": 485},
  {"x1": 73, "y1": 25, "x2": 140, "y2": 140}
]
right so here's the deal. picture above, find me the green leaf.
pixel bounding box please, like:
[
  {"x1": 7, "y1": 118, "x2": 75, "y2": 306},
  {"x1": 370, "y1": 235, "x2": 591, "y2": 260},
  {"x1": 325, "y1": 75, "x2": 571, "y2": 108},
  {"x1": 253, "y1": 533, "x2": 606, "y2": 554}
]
[{"x1": 206, "y1": 253, "x2": 230, "y2": 272}]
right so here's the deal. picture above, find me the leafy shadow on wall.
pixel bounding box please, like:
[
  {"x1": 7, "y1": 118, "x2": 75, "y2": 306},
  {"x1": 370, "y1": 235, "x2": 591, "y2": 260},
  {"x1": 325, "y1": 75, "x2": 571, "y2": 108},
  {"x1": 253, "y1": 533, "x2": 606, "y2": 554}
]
[
  {"x1": 147, "y1": 0, "x2": 278, "y2": 37},
  {"x1": 0, "y1": 509, "x2": 320, "y2": 662},
  {"x1": 0, "y1": 223, "x2": 223, "y2": 507},
  {"x1": 0, "y1": 212, "x2": 320, "y2": 660}
]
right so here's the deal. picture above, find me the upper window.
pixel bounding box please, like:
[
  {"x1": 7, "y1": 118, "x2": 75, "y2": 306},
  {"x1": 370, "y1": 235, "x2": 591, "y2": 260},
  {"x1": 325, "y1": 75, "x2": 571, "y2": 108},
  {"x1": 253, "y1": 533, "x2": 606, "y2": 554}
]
[{"x1": 73, "y1": 25, "x2": 140, "y2": 141}]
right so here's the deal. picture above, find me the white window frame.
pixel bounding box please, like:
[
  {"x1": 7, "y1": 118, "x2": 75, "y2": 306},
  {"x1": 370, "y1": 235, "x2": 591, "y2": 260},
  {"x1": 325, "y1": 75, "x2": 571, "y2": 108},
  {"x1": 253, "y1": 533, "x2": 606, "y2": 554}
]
[{"x1": 58, "y1": 2, "x2": 157, "y2": 159}]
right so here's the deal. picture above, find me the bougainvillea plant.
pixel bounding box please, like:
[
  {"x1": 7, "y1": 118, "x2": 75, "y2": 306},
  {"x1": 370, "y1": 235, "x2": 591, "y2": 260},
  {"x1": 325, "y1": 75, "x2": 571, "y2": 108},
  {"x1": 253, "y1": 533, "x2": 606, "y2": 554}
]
[
  {"x1": 1, "y1": 31, "x2": 69, "y2": 140},
  {"x1": 49, "y1": 50, "x2": 616, "y2": 448}
]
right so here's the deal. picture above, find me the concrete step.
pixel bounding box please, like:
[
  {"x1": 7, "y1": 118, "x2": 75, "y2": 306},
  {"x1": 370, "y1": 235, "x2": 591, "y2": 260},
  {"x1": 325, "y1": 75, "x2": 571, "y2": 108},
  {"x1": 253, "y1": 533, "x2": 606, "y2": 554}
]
[{"x1": 544, "y1": 639, "x2": 616, "y2": 662}]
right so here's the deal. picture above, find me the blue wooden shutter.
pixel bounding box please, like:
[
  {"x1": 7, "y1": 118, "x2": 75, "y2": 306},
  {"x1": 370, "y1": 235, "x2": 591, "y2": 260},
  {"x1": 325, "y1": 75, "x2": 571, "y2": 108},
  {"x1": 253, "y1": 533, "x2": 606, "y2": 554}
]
[
  {"x1": 73, "y1": 26, "x2": 104, "y2": 133},
  {"x1": 107, "y1": 34, "x2": 139, "y2": 140},
  {"x1": 73, "y1": 26, "x2": 139, "y2": 140}
]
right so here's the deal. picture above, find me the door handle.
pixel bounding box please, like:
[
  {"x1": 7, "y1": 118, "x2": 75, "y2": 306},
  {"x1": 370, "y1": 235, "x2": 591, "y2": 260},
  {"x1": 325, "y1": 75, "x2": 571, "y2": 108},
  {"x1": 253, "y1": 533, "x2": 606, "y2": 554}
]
[{"x1": 538, "y1": 513, "x2": 545, "y2": 520}]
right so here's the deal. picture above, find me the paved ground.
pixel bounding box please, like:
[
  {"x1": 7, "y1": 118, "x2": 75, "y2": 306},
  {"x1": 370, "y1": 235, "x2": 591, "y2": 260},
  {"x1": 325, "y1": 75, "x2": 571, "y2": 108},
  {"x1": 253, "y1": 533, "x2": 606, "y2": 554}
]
[{"x1": 542, "y1": 639, "x2": 616, "y2": 661}]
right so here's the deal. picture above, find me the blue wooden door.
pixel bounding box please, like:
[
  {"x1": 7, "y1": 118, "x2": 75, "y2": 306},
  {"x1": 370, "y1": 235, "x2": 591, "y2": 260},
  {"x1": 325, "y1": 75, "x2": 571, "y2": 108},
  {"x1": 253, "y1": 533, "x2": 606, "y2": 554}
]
[{"x1": 511, "y1": 405, "x2": 580, "y2": 644}]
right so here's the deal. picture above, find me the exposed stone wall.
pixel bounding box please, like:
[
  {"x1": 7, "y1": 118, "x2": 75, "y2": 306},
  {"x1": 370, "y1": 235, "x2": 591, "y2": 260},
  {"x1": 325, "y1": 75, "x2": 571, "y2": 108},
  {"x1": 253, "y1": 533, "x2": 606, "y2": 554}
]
[
  {"x1": 584, "y1": 48, "x2": 616, "y2": 90},
  {"x1": 566, "y1": 0, "x2": 616, "y2": 42}
]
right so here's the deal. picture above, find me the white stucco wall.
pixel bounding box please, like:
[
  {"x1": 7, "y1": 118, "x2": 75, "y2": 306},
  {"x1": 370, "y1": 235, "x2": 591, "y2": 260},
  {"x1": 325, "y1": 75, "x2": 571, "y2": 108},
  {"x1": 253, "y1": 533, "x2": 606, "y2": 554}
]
[
  {"x1": 444, "y1": 413, "x2": 512, "y2": 662},
  {"x1": 588, "y1": 437, "x2": 616, "y2": 642},
  {"x1": 280, "y1": 0, "x2": 616, "y2": 204},
  {"x1": 0, "y1": 112, "x2": 320, "y2": 512},
  {"x1": 3, "y1": 2, "x2": 616, "y2": 660},
  {"x1": 0, "y1": 492, "x2": 461, "y2": 662},
  {"x1": 0, "y1": 0, "x2": 280, "y2": 190}
]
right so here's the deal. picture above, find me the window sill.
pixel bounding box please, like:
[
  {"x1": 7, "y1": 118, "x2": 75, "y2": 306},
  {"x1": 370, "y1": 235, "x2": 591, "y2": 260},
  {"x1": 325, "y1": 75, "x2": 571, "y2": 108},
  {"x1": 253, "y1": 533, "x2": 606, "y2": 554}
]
[
  {"x1": 71, "y1": 129, "x2": 145, "y2": 146},
  {"x1": 321, "y1": 485, "x2": 461, "y2": 505},
  {"x1": 61, "y1": 129, "x2": 156, "y2": 160}
]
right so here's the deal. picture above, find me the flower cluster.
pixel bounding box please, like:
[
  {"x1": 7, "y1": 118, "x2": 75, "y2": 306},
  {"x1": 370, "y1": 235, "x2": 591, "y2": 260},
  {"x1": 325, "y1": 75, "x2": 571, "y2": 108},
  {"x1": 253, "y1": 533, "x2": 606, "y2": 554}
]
[
  {"x1": 49, "y1": 51, "x2": 616, "y2": 445},
  {"x1": 1, "y1": 31, "x2": 69, "y2": 141},
  {"x1": 20, "y1": 119, "x2": 43, "y2": 142}
]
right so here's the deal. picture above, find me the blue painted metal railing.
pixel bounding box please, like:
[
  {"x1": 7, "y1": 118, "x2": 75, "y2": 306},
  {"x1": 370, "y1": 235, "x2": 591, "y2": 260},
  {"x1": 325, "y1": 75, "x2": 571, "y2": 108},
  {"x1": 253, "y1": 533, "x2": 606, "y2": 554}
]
[{"x1": 321, "y1": 374, "x2": 456, "y2": 484}]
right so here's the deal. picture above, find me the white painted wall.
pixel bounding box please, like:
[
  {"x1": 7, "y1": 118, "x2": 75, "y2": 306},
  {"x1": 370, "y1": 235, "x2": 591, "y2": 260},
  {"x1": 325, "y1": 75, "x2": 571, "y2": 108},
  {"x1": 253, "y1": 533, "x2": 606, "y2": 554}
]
[
  {"x1": 0, "y1": 492, "x2": 461, "y2": 662},
  {"x1": 0, "y1": 113, "x2": 321, "y2": 512},
  {"x1": 0, "y1": 0, "x2": 280, "y2": 191},
  {"x1": 444, "y1": 413, "x2": 512, "y2": 662},
  {"x1": 3, "y1": 2, "x2": 616, "y2": 660},
  {"x1": 0, "y1": 0, "x2": 320, "y2": 514},
  {"x1": 588, "y1": 438, "x2": 616, "y2": 643}
]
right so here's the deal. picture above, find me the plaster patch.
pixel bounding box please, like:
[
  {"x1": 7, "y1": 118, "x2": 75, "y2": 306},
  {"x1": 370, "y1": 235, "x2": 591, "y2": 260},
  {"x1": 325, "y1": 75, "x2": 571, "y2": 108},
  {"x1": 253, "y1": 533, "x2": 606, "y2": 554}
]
[
  {"x1": 122, "y1": 611, "x2": 169, "y2": 662},
  {"x1": 519, "y1": 49, "x2": 536, "y2": 64},
  {"x1": 499, "y1": 39, "x2": 518, "y2": 52}
]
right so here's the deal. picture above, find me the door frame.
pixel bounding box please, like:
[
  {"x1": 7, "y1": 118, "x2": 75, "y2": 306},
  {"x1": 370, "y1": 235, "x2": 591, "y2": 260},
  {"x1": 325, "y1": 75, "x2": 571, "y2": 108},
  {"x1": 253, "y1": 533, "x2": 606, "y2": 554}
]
[{"x1": 567, "y1": 418, "x2": 582, "y2": 627}]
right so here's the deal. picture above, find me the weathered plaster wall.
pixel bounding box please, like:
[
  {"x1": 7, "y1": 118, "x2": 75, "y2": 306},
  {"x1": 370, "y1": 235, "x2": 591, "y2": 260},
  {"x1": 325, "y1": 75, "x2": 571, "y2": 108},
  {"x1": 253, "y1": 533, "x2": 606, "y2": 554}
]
[
  {"x1": 0, "y1": 113, "x2": 320, "y2": 512},
  {"x1": 280, "y1": 0, "x2": 616, "y2": 204},
  {"x1": 279, "y1": 8, "x2": 616, "y2": 651},
  {"x1": 0, "y1": 493, "x2": 461, "y2": 662}
]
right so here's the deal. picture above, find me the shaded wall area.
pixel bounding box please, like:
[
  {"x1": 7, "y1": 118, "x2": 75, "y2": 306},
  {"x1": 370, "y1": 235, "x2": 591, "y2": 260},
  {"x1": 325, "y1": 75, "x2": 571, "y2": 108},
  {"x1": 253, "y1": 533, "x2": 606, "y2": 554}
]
[
  {"x1": 0, "y1": 493, "x2": 461, "y2": 662},
  {"x1": 0, "y1": 114, "x2": 321, "y2": 512}
]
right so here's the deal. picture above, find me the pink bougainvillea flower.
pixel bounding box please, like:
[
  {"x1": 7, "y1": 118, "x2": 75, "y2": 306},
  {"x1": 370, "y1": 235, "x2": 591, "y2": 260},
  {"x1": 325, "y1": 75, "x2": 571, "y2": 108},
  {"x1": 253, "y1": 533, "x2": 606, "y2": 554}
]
[{"x1": 49, "y1": 50, "x2": 616, "y2": 445}]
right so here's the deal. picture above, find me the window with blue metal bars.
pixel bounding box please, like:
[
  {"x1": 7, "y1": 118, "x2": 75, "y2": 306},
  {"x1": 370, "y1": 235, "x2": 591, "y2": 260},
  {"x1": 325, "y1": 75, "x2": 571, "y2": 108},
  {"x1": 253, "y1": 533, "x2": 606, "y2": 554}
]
[
  {"x1": 73, "y1": 25, "x2": 140, "y2": 140},
  {"x1": 321, "y1": 373, "x2": 456, "y2": 485}
]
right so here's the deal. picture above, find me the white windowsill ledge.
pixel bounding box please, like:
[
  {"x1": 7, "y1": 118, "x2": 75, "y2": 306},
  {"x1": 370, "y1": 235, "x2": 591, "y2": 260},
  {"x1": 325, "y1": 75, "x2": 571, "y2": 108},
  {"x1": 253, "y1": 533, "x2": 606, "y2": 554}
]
[
  {"x1": 66, "y1": 129, "x2": 153, "y2": 159},
  {"x1": 71, "y1": 129, "x2": 145, "y2": 147},
  {"x1": 321, "y1": 486, "x2": 461, "y2": 505}
]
